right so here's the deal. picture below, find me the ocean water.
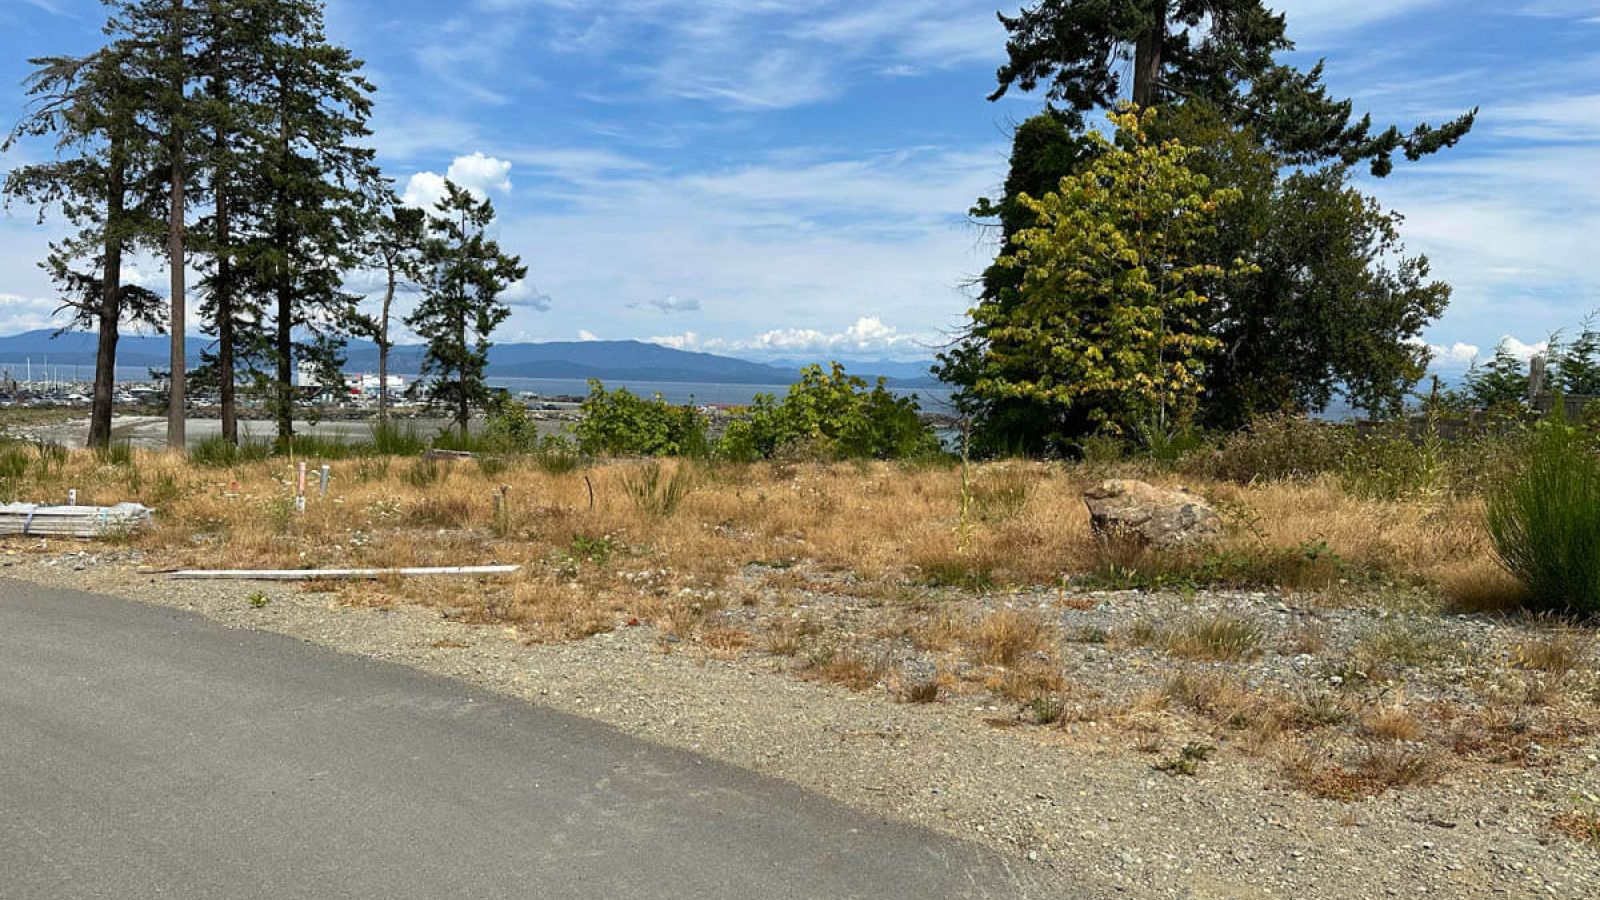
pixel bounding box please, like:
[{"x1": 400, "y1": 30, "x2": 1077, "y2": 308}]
[
  {"x1": 489, "y1": 376, "x2": 958, "y2": 412},
  {"x1": 64, "y1": 367, "x2": 959, "y2": 414}
]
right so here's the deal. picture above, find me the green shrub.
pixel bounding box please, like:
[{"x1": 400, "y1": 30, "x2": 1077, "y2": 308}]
[
  {"x1": 0, "y1": 442, "x2": 29, "y2": 500},
  {"x1": 716, "y1": 363, "x2": 942, "y2": 462},
  {"x1": 1487, "y1": 418, "x2": 1600, "y2": 614},
  {"x1": 32, "y1": 440, "x2": 67, "y2": 478},
  {"x1": 1198, "y1": 416, "x2": 1350, "y2": 483},
  {"x1": 621, "y1": 461, "x2": 695, "y2": 517},
  {"x1": 428, "y1": 428, "x2": 493, "y2": 454},
  {"x1": 576, "y1": 381, "x2": 708, "y2": 457},
  {"x1": 405, "y1": 458, "x2": 442, "y2": 487},
  {"x1": 190, "y1": 436, "x2": 272, "y2": 468},
  {"x1": 481, "y1": 394, "x2": 543, "y2": 453},
  {"x1": 367, "y1": 420, "x2": 427, "y2": 456},
  {"x1": 278, "y1": 433, "x2": 361, "y2": 459},
  {"x1": 531, "y1": 434, "x2": 583, "y2": 474},
  {"x1": 94, "y1": 442, "x2": 134, "y2": 467},
  {"x1": 476, "y1": 455, "x2": 510, "y2": 477}
]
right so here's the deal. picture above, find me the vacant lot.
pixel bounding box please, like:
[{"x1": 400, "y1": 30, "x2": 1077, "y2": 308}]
[{"x1": 3, "y1": 446, "x2": 1598, "y2": 897}]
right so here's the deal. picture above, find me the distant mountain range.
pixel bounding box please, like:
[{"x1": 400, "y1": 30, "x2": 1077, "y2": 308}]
[{"x1": 0, "y1": 330, "x2": 943, "y2": 388}]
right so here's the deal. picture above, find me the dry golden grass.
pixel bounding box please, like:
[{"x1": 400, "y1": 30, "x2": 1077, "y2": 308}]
[
  {"x1": 1362, "y1": 702, "x2": 1424, "y2": 742},
  {"x1": 1162, "y1": 611, "x2": 1266, "y2": 661},
  {"x1": 966, "y1": 608, "x2": 1057, "y2": 668},
  {"x1": 804, "y1": 647, "x2": 885, "y2": 692},
  {"x1": 10, "y1": 452, "x2": 1498, "y2": 614},
  {"x1": 1551, "y1": 808, "x2": 1600, "y2": 847},
  {"x1": 14, "y1": 445, "x2": 1600, "y2": 807},
  {"x1": 1512, "y1": 629, "x2": 1594, "y2": 676},
  {"x1": 1279, "y1": 742, "x2": 1445, "y2": 801}
]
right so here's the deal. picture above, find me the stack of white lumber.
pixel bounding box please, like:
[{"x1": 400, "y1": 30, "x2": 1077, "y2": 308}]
[{"x1": 0, "y1": 503, "x2": 154, "y2": 538}]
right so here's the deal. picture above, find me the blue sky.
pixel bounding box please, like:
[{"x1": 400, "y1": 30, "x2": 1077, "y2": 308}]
[{"x1": 0, "y1": 0, "x2": 1597, "y2": 369}]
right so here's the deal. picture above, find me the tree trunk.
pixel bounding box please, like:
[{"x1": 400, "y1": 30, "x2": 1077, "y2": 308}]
[
  {"x1": 378, "y1": 265, "x2": 393, "y2": 420},
  {"x1": 1132, "y1": 0, "x2": 1167, "y2": 108},
  {"x1": 275, "y1": 274, "x2": 293, "y2": 446},
  {"x1": 456, "y1": 309, "x2": 469, "y2": 439},
  {"x1": 165, "y1": 0, "x2": 187, "y2": 452},
  {"x1": 210, "y1": 27, "x2": 237, "y2": 446},
  {"x1": 216, "y1": 185, "x2": 237, "y2": 444},
  {"x1": 88, "y1": 134, "x2": 127, "y2": 451},
  {"x1": 273, "y1": 80, "x2": 293, "y2": 447}
]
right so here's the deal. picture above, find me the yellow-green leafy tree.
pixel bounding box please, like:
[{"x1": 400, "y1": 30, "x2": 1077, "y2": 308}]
[{"x1": 969, "y1": 105, "x2": 1252, "y2": 441}]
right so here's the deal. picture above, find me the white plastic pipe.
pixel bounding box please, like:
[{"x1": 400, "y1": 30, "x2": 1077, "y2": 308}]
[{"x1": 166, "y1": 565, "x2": 521, "y2": 581}]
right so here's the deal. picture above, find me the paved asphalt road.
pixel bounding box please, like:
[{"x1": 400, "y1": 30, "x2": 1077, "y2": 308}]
[{"x1": 0, "y1": 581, "x2": 1046, "y2": 899}]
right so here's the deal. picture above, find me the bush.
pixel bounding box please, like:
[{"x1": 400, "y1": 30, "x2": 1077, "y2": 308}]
[
  {"x1": 1487, "y1": 418, "x2": 1600, "y2": 614},
  {"x1": 716, "y1": 363, "x2": 942, "y2": 462},
  {"x1": 94, "y1": 442, "x2": 134, "y2": 467},
  {"x1": 530, "y1": 434, "x2": 583, "y2": 474},
  {"x1": 1199, "y1": 415, "x2": 1527, "y2": 500},
  {"x1": 0, "y1": 442, "x2": 29, "y2": 500},
  {"x1": 1198, "y1": 416, "x2": 1350, "y2": 483},
  {"x1": 622, "y1": 461, "x2": 695, "y2": 517},
  {"x1": 368, "y1": 420, "x2": 427, "y2": 456},
  {"x1": 481, "y1": 394, "x2": 543, "y2": 452},
  {"x1": 576, "y1": 381, "x2": 708, "y2": 458},
  {"x1": 279, "y1": 433, "x2": 362, "y2": 459},
  {"x1": 190, "y1": 436, "x2": 272, "y2": 468}
]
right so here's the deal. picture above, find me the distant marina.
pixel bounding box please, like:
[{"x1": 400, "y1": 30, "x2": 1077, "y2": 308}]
[{"x1": 0, "y1": 361, "x2": 957, "y2": 413}]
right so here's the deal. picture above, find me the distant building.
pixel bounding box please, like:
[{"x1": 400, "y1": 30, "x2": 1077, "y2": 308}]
[{"x1": 295, "y1": 362, "x2": 406, "y2": 398}]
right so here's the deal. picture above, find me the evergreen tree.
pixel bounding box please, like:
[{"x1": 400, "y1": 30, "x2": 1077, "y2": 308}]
[
  {"x1": 990, "y1": 0, "x2": 1475, "y2": 175},
  {"x1": 956, "y1": 108, "x2": 1249, "y2": 445},
  {"x1": 1465, "y1": 343, "x2": 1532, "y2": 411},
  {"x1": 106, "y1": 0, "x2": 196, "y2": 449},
  {"x1": 951, "y1": 4, "x2": 1469, "y2": 447},
  {"x1": 366, "y1": 203, "x2": 426, "y2": 419},
  {"x1": 3, "y1": 47, "x2": 166, "y2": 449},
  {"x1": 1553, "y1": 314, "x2": 1600, "y2": 396},
  {"x1": 1164, "y1": 104, "x2": 1450, "y2": 424},
  {"x1": 224, "y1": 0, "x2": 382, "y2": 444},
  {"x1": 408, "y1": 182, "x2": 527, "y2": 438},
  {"x1": 191, "y1": 0, "x2": 261, "y2": 445},
  {"x1": 942, "y1": 112, "x2": 1096, "y2": 450}
]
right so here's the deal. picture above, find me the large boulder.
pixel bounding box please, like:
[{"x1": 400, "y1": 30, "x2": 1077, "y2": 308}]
[{"x1": 1082, "y1": 479, "x2": 1222, "y2": 549}]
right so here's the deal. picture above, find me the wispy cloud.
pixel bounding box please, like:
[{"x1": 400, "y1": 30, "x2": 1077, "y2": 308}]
[
  {"x1": 458, "y1": 0, "x2": 1001, "y2": 111},
  {"x1": 630, "y1": 295, "x2": 702, "y2": 314}
]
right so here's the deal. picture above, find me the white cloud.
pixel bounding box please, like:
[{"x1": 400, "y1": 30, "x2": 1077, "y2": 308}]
[
  {"x1": 503, "y1": 279, "x2": 552, "y2": 311},
  {"x1": 629, "y1": 295, "x2": 701, "y2": 314},
  {"x1": 0, "y1": 293, "x2": 59, "y2": 334},
  {"x1": 752, "y1": 315, "x2": 919, "y2": 353},
  {"x1": 648, "y1": 331, "x2": 702, "y2": 351},
  {"x1": 1498, "y1": 336, "x2": 1550, "y2": 362},
  {"x1": 401, "y1": 152, "x2": 515, "y2": 208},
  {"x1": 448, "y1": 152, "x2": 514, "y2": 194},
  {"x1": 577, "y1": 329, "x2": 600, "y2": 341},
  {"x1": 400, "y1": 172, "x2": 449, "y2": 209},
  {"x1": 1427, "y1": 341, "x2": 1482, "y2": 369},
  {"x1": 650, "y1": 316, "x2": 932, "y2": 360}
]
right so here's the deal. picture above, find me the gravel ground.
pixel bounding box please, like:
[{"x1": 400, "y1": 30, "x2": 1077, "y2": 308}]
[{"x1": 5, "y1": 544, "x2": 1599, "y2": 899}]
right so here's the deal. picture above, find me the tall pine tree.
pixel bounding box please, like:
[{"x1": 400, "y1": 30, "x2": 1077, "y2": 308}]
[
  {"x1": 3, "y1": 47, "x2": 166, "y2": 449},
  {"x1": 990, "y1": 0, "x2": 1475, "y2": 175},
  {"x1": 366, "y1": 202, "x2": 426, "y2": 420},
  {"x1": 107, "y1": 0, "x2": 196, "y2": 449},
  {"x1": 947, "y1": 3, "x2": 1470, "y2": 449},
  {"x1": 408, "y1": 182, "x2": 527, "y2": 438},
  {"x1": 224, "y1": 0, "x2": 382, "y2": 444}
]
